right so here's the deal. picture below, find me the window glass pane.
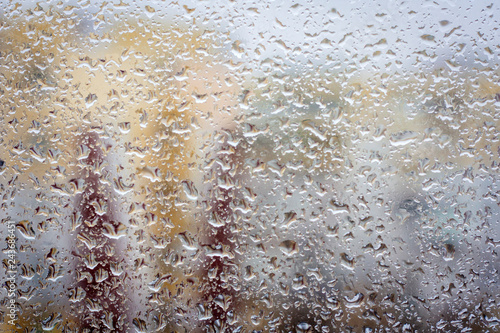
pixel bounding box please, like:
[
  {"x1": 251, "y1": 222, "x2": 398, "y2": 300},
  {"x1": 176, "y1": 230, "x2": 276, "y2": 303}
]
[{"x1": 1, "y1": 1, "x2": 499, "y2": 332}]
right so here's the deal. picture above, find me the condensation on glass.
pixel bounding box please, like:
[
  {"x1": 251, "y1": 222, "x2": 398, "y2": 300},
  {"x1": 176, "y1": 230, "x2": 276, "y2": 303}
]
[{"x1": 0, "y1": 1, "x2": 499, "y2": 332}]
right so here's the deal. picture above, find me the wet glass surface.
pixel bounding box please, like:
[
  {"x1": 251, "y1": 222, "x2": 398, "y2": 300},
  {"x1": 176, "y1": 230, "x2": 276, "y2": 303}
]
[{"x1": 0, "y1": 1, "x2": 499, "y2": 332}]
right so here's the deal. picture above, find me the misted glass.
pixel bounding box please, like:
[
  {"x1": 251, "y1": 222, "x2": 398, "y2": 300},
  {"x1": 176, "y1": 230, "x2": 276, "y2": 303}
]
[{"x1": 1, "y1": 1, "x2": 499, "y2": 332}]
